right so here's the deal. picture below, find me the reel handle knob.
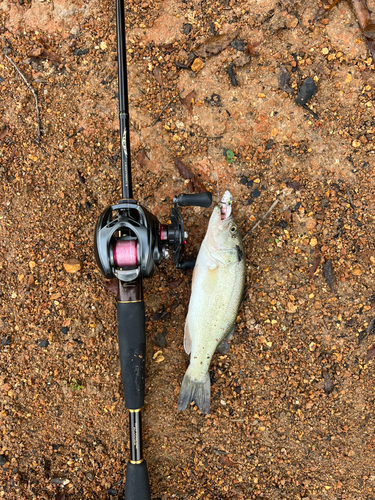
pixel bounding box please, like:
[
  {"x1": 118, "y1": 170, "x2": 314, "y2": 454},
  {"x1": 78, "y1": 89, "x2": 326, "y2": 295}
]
[
  {"x1": 174, "y1": 192, "x2": 212, "y2": 208},
  {"x1": 176, "y1": 259, "x2": 196, "y2": 270}
]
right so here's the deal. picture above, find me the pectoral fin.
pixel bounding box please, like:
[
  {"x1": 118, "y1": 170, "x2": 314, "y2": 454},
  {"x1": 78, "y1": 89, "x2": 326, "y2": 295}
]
[{"x1": 184, "y1": 322, "x2": 192, "y2": 354}]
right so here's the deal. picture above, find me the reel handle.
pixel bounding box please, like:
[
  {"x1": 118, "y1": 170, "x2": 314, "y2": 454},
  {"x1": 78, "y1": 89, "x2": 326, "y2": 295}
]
[
  {"x1": 177, "y1": 259, "x2": 196, "y2": 271},
  {"x1": 175, "y1": 192, "x2": 212, "y2": 208}
]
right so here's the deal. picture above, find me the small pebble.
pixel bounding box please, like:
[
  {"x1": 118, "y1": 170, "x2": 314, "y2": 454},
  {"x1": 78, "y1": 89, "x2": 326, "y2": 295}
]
[
  {"x1": 51, "y1": 478, "x2": 70, "y2": 486},
  {"x1": 279, "y1": 66, "x2": 292, "y2": 93},
  {"x1": 154, "y1": 332, "x2": 167, "y2": 348},
  {"x1": 63, "y1": 259, "x2": 82, "y2": 273},
  {"x1": 231, "y1": 39, "x2": 247, "y2": 52},
  {"x1": 191, "y1": 58, "x2": 204, "y2": 72},
  {"x1": 73, "y1": 48, "x2": 89, "y2": 57}
]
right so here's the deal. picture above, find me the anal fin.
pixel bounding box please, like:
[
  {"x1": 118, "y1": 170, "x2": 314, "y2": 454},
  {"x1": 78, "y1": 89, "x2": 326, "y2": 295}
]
[{"x1": 216, "y1": 325, "x2": 235, "y2": 355}]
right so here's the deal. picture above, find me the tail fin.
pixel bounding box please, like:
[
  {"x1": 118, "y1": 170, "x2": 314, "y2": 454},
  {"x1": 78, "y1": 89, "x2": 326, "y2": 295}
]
[{"x1": 177, "y1": 369, "x2": 211, "y2": 414}]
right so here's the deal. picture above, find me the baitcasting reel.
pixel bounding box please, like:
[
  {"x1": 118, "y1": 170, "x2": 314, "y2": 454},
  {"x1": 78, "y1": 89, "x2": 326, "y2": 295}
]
[{"x1": 94, "y1": 192, "x2": 212, "y2": 282}]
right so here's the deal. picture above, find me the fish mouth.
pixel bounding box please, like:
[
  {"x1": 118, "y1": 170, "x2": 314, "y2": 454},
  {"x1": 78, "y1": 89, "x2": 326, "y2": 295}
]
[{"x1": 220, "y1": 190, "x2": 233, "y2": 220}]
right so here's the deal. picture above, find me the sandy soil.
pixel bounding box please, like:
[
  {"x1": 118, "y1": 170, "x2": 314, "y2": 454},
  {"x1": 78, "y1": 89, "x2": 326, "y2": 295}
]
[{"x1": 1, "y1": 0, "x2": 375, "y2": 499}]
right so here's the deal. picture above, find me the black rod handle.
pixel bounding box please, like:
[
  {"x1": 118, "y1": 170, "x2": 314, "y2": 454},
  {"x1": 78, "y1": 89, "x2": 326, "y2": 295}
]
[
  {"x1": 124, "y1": 461, "x2": 151, "y2": 500},
  {"x1": 117, "y1": 300, "x2": 146, "y2": 409},
  {"x1": 175, "y1": 192, "x2": 212, "y2": 208}
]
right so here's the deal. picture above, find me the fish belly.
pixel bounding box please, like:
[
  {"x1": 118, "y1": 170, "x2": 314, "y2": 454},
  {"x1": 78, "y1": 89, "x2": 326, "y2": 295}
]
[{"x1": 186, "y1": 243, "x2": 244, "y2": 382}]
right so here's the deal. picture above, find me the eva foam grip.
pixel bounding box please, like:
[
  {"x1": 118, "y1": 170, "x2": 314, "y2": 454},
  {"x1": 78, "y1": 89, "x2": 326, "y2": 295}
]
[
  {"x1": 117, "y1": 301, "x2": 146, "y2": 409},
  {"x1": 124, "y1": 461, "x2": 151, "y2": 500},
  {"x1": 176, "y1": 192, "x2": 212, "y2": 207}
]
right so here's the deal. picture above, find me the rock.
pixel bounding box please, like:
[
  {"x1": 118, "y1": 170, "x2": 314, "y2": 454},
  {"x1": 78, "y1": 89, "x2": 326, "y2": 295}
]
[
  {"x1": 27, "y1": 275, "x2": 35, "y2": 289},
  {"x1": 38, "y1": 340, "x2": 49, "y2": 348},
  {"x1": 231, "y1": 39, "x2": 247, "y2": 52},
  {"x1": 154, "y1": 331, "x2": 167, "y2": 348},
  {"x1": 70, "y1": 26, "x2": 80, "y2": 36},
  {"x1": 0, "y1": 454, "x2": 7, "y2": 465},
  {"x1": 285, "y1": 16, "x2": 298, "y2": 28},
  {"x1": 233, "y1": 53, "x2": 251, "y2": 67},
  {"x1": 305, "y1": 218, "x2": 317, "y2": 230},
  {"x1": 285, "y1": 302, "x2": 297, "y2": 313},
  {"x1": 191, "y1": 58, "x2": 204, "y2": 73},
  {"x1": 51, "y1": 478, "x2": 70, "y2": 486},
  {"x1": 61, "y1": 327, "x2": 69, "y2": 334},
  {"x1": 73, "y1": 48, "x2": 89, "y2": 57},
  {"x1": 63, "y1": 259, "x2": 82, "y2": 273}
]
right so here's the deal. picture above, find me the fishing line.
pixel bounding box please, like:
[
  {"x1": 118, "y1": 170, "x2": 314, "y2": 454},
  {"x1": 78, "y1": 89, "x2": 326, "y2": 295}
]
[{"x1": 197, "y1": 3, "x2": 221, "y2": 205}]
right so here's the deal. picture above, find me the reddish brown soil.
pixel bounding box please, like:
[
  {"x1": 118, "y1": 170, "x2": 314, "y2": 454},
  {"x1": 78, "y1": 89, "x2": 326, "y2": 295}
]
[{"x1": 1, "y1": 1, "x2": 375, "y2": 499}]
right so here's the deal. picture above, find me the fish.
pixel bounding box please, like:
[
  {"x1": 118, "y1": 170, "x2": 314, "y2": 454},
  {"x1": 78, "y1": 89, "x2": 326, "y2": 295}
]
[{"x1": 177, "y1": 191, "x2": 246, "y2": 414}]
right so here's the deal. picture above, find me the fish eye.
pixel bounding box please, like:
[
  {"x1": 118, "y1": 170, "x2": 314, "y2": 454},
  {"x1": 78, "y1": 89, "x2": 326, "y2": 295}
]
[{"x1": 229, "y1": 224, "x2": 238, "y2": 236}]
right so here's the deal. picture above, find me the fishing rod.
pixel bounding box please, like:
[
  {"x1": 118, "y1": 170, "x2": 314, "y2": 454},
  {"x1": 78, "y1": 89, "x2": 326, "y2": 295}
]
[{"x1": 94, "y1": 1, "x2": 212, "y2": 498}]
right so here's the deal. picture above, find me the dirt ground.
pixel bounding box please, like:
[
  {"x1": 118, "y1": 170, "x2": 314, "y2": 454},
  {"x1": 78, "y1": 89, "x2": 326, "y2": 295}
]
[{"x1": 1, "y1": 0, "x2": 375, "y2": 499}]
